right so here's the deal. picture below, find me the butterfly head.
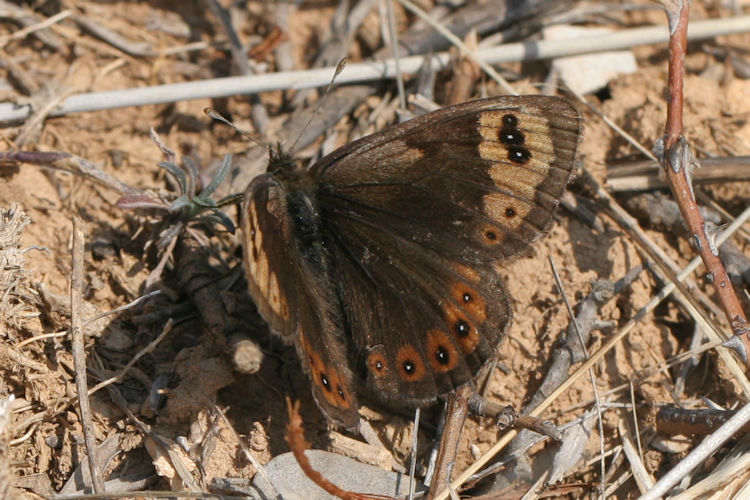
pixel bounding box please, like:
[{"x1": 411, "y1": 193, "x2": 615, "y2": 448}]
[{"x1": 267, "y1": 143, "x2": 297, "y2": 175}]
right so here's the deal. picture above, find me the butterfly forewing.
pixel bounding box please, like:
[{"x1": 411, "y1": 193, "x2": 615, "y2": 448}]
[
  {"x1": 313, "y1": 96, "x2": 581, "y2": 261},
  {"x1": 242, "y1": 176, "x2": 299, "y2": 337},
  {"x1": 242, "y1": 174, "x2": 360, "y2": 427}
]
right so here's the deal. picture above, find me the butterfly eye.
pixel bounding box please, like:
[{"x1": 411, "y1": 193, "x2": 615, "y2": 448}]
[{"x1": 320, "y1": 373, "x2": 331, "y2": 390}]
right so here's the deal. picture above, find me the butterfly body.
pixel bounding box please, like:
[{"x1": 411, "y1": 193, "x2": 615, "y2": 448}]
[{"x1": 242, "y1": 96, "x2": 583, "y2": 428}]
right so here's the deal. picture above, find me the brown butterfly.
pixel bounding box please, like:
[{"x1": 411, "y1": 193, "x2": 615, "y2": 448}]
[{"x1": 241, "y1": 96, "x2": 583, "y2": 429}]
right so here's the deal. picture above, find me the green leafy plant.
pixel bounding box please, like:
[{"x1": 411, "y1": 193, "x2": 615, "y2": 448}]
[{"x1": 116, "y1": 154, "x2": 241, "y2": 250}]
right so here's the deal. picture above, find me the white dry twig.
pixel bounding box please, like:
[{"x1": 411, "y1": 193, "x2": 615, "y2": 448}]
[{"x1": 1, "y1": 16, "x2": 748, "y2": 123}]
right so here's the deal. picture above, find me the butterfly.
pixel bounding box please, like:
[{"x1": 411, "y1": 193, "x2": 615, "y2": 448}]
[{"x1": 241, "y1": 96, "x2": 583, "y2": 429}]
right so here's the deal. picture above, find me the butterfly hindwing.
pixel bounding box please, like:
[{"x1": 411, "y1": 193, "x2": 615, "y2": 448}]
[{"x1": 329, "y1": 225, "x2": 512, "y2": 407}]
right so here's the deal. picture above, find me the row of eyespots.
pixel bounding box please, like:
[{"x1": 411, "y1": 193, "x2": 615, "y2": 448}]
[
  {"x1": 300, "y1": 332, "x2": 350, "y2": 409},
  {"x1": 478, "y1": 112, "x2": 535, "y2": 245},
  {"x1": 499, "y1": 113, "x2": 531, "y2": 164},
  {"x1": 366, "y1": 281, "x2": 485, "y2": 383}
]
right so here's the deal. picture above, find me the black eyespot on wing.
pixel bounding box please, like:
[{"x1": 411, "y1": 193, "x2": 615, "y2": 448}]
[
  {"x1": 502, "y1": 114, "x2": 518, "y2": 127},
  {"x1": 455, "y1": 319, "x2": 470, "y2": 337},
  {"x1": 402, "y1": 360, "x2": 415, "y2": 374},
  {"x1": 435, "y1": 346, "x2": 450, "y2": 365},
  {"x1": 426, "y1": 329, "x2": 459, "y2": 373},
  {"x1": 508, "y1": 146, "x2": 531, "y2": 164},
  {"x1": 395, "y1": 346, "x2": 425, "y2": 381},
  {"x1": 500, "y1": 130, "x2": 525, "y2": 145}
]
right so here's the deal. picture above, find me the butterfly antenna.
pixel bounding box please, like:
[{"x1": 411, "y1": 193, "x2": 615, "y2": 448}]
[
  {"x1": 204, "y1": 107, "x2": 272, "y2": 153},
  {"x1": 288, "y1": 58, "x2": 348, "y2": 155}
]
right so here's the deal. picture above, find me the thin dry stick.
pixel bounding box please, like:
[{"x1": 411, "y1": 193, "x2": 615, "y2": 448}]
[
  {"x1": 591, "y1": 183, "x2": 750, "y2": 396},
  {"x1": 569, "y1": 85, "x2": 655, "y2": 160},
  {"x1": 0, "y1": 8, "x2": 71, "y2": 47},
  {"x1": 70, "y1": 216, "x2": 104, "y2": 494},
  {"x1": 15, "y1": 290, "x2": 160, "y2": 349},
  {"x1": 549, "y1": 256, "x2": 606, "y2": 500},
  {"x1": 4, "y1": 16, "x2": 748, "y2": 123},
  {"x1": 639, "y1": 400, "x2": 750, "y2": 500},
  {"x1": 385, "y1": 0, "x2": 406, "y2": 109},
  {"x1": 435, "y1": 204, "x2": 750, "y2": 500},
  {"x1": 629, "y1": 381, "x2": 644, "y2": 463},
  {"x1": 657, "y1": 1, "x2": 750, "y2": 359},
  {"x1": 668, "y1": 440, "x2": 750, "y2": 499},
  {"x1": 617, "y1": 420, "x2": 654, "y2": 494},
  {"x1": 409, "y1": 407, "x2": 421, "y2": 500},
  {"x1": 205, "y1": 0, "x2": 269, "y2": 135},
  {"x1": 428, "y1": 386, "x2": 472, "y2": 500},
  {"x1": 0, "y1": 151, "x2": 142, "y2": 195},
  {"x1": 0, "y1": 0, "x2": 63, "y2": 49},
  {"x1": 284, "y1": 399, "x2": 386, "y2": 500},
  {"x1": 607, "y1": 157, "x2": 750, "y2": 192},
  {"x1": 397, "y1": 0, "x2": 516, "y2": 95},
  {"x1": 209, "y1": 401, "x2": 278, "y2": 497}
]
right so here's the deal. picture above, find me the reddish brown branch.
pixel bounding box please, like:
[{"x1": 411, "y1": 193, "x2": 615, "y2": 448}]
[
  {"x1": 659, "y1": 1, "x2": 750, "y2": 361},
  {"x1": 285, "y1": 399, "x2": 389, "y2": 500},
  {"x1": 664, "y1": 3, "x2": 688, "y2": 147}
]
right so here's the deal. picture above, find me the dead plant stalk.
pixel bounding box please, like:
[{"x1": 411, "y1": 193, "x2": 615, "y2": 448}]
[{"x1": 659, "y1": 1, "x2": 750, "y2": 360}]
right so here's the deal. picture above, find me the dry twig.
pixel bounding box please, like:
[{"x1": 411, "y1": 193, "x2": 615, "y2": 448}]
[
  {"x1": 655, "y1": 1, "x2": 750, "y2": 361},
  {"x1": 70, "y1": 217, "x2": 104, "y2": 494}
]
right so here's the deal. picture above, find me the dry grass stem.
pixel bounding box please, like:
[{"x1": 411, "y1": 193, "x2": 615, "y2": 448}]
[
  {"x1": 1, "y1": 16, "x2": 748, "y2": 122},
  {"x1": 70, "y1": 216, "x2": 104, "y2": 494}
]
